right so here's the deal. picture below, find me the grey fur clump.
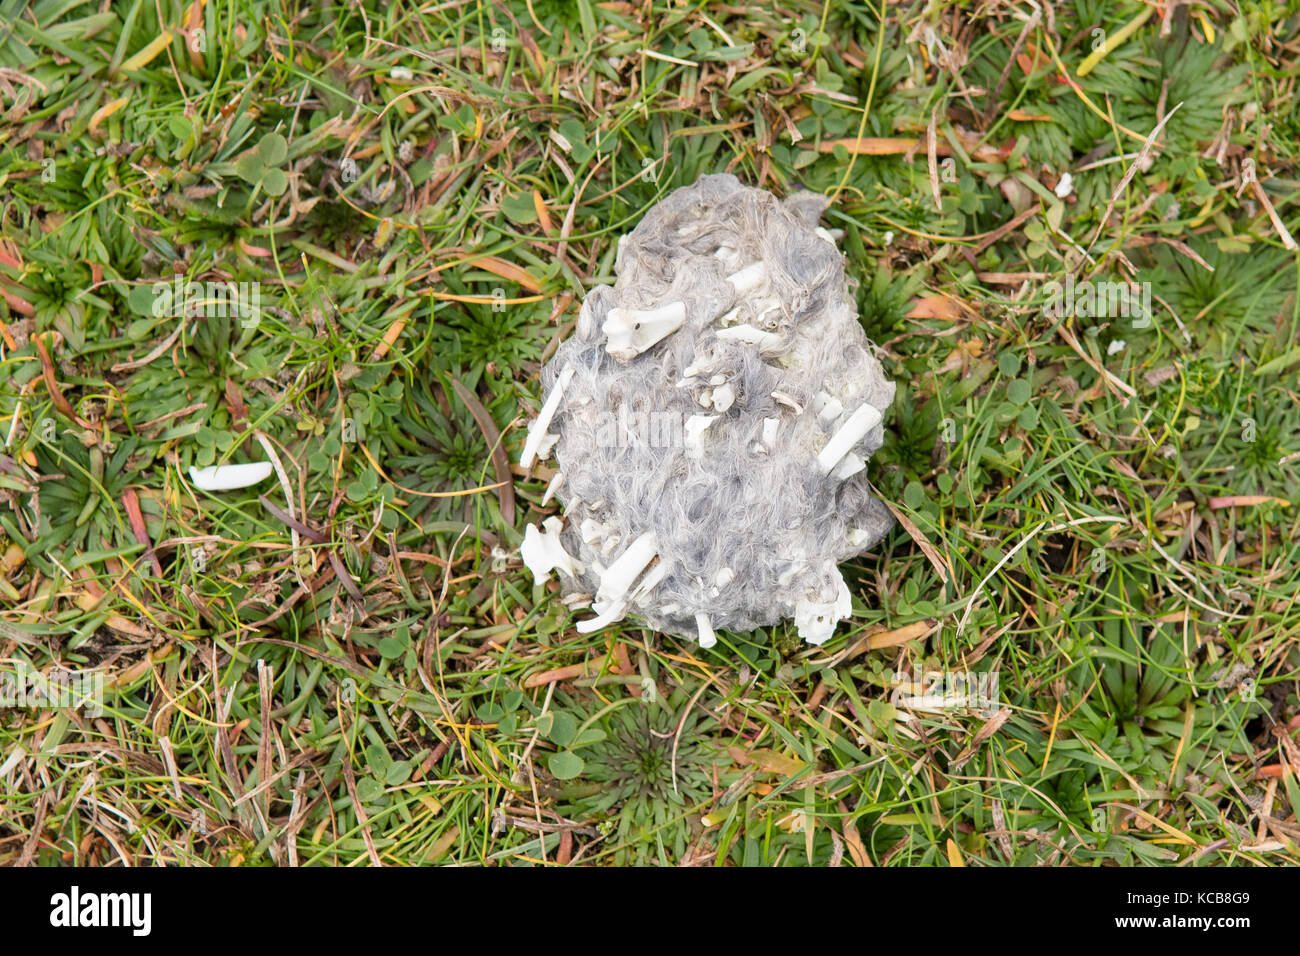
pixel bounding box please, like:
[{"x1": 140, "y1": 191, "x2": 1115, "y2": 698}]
[{"x1": 519, "y1": 173, "x2": 895, "y2": 647}]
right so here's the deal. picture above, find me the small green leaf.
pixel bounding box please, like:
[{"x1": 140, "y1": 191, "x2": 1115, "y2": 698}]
[
  {"x1": 548, "y1": 750, "x2": 584, "y2": 779},
  {"x1": 500, "y1": 191, "x2": 537, "y2": 225},
  {"x1": 234, "y1": 152, "x2": 264, "y2": 184},
  {"x1": 355, "y1": 776, "x2": 384, "y2": 803},
  {"x1": 903, "y1": 481, "x2": 925, "y2": 509},
  {"x1": 1007, "y1": 379, "x2": 1032, "y2": 405},
  {"x1": 544, "y1": 710, "x2": 577, "y2": 746},
  {"x1": 570, "y1": 727, "x2": 606, "y2": 748},
  {"x1": 262, "y1": 167, "x2": 288, "y2": 197},
  {"x1": 258, "y1": 132, "x2": 288, "y2": 166}
]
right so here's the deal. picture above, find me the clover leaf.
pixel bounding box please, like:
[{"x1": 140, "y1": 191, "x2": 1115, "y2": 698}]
[{"x1": 234, "y1": 132, "x2": 289, "y2": 197}]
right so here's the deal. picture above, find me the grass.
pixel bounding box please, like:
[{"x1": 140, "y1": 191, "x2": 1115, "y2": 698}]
[{"x1": 0, "y1": 0, "x2": 1298, "y2": 867}]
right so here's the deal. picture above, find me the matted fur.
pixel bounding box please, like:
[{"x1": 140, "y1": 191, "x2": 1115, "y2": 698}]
[{"x1": 522, "y1": 174, "x2": 896, "y2": 645}]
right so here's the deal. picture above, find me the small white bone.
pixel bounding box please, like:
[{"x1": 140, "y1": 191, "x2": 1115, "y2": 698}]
[
  {"x1": 817, "y1": 402, "x2": 883, "y2": 474},
  {"x1": 772, "y1": 390, "x2": 803, "y2": 414},
  {"x1": 684, "y1": 414, "x2": 718, "y2": 459},
  {"x1": 631, "y1": 558, "x2": 672, "y2": 608},
  {"x1": 542, "y1": 471, "x2": 564, "y2": 506},
  {"x1": 602, "y1": 301, "x2": 687, "y2": 359},
  {"x1": 575, "y1": 599, "x2": 629, "y2": 634},
  {"x1": 761, "y1": 417, "x2": 780, "y2": 447},
  {"x1": 832, "y1": 455, "x2": 867, "y2": 480},
  {"x1": 846, "y1": 528, "x2": 873, "y2": 549},
  {"x1": 594, "y1": 531, "x2": 658, "y2": 609},
  {"x1": 534, "y1": 430, "x2": 560, "y2": 461},
  {"x1": 695, "y1": 612, "x2": 717, "y2": 649},
  {"x1": 520, "y1": 365, "x2": 575, "y2": 468},
  {"x1": 189, "y1": 462, "x2": 273, "y2": 491},
  {"x1": 580, "y1": 517, "x2": 611, "y2": 546},
  {"x1": 794, "y1": 569, "x2": 852, "y2": 645},
  {"x1": 711, "y1": 383, "x2": 735, "y2": 412},
  {"x1": 815, "y1": 391, "x2": 843, "y2": 424},
  {"x1": 520, "y1": 516, "x2": 580, "y2": 581},
  {"x1": 726, "y1": 262, "x2": 768, "y2": 297},
  {"x1": 715, "y1": 324, "x2": 782, "y2": 352}
]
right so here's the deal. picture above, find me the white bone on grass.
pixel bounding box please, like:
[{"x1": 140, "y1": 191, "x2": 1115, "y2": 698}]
[{"x1": 189, "y1": 462, "x2": 274, "y2": 491}]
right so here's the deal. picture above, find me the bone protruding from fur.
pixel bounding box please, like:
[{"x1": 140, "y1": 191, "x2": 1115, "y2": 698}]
[
  {"x1": 594, "y1": 531, "x2": 658, "y2": 610},
  {"x1": 541, "y1": 471, "x2": 564, "y2": 506},
  {"x1": 684, "y1": 414, "x2": 718, "y2": 458},
  {"x1": 816, "y1": 402, "x2": 883, "y2": 475},
  {"x1": 794, "y1": 568, "x2": 852, "y2": 645},
  {"x1": 710, "y1": 383, "x2": 736, "y2": 412},
  {"x1": 726, "y1": 262, "x2": 769, "y2": 297},
  {"x1": 602, "y1": 301, "x2": 687, "y2": 359},
  {"x1": 575, "y1": 599, "x2": 628, "y2": 634},
  {"x1": 577, "y1": 532, "x2": 660, "y2": 634},
  {"x1": 520, "y1": 516, "x2": 580, "y2": 581},
  {"x1": 631, "y1": 558, "x2": 672, "y2": 609},
  {"x1": 715, "y1": 324, "x2": 782, "y2": 352},
  {"x1": 814, "y1": 391, "x2": 843, "y2": 424},
  {"x1": 520, "y1": 365, "x2": 575, "y2": 468},
  {"x1": 695, "y1": 612, "x2": 717, "y2": 649}
]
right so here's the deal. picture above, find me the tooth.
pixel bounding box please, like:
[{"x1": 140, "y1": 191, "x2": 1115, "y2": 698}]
[
  {"x1": 684, "y1": 414, "x2": 718, "y2": 458},
  {"x1": 726, "y1": 262, "x2": 768, "y2": 297},
  {"x1": 594, "y1": 531, "x2": 658, "y2": 609},
  {"x1": 695, "y1": 612, "x2": 716, "y2": 649},
  {"x1": 602, "y1": 301, "x2": 687, "y2": 359},
  {"x1": 794, "y1": 568, "x2": 852, "y2": 645},
  {"x1": 715, "y1": 324, "x2": 781, "y2": 351},
  {"x1": 520, "y1": 365, "x2": 575, "y2": 468},
  {"x1": 817, "y1": 402, "x2": 883, "y2": 474},
  {"x1": 711, "y1": 383, "x2": 735, "y2": 412},
  {"x1": 520, "y1": 516, "x2": 581, "y2": 581},
  {"x1": 541, "y1": 471, "x2": 564, "y2": 506}
]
